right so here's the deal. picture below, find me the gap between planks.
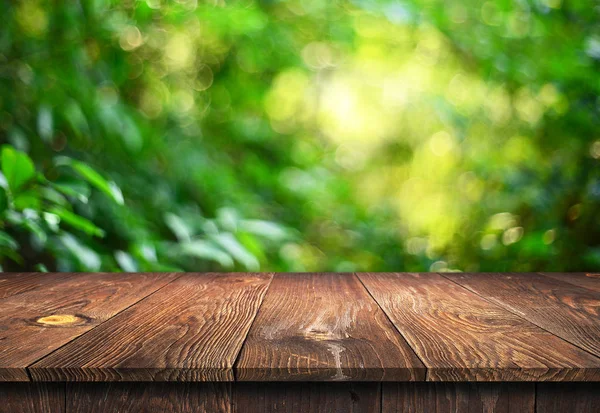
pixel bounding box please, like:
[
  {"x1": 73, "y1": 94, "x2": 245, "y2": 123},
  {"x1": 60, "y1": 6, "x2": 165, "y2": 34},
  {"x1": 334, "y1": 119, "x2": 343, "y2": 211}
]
[
  {"x1": 231, "y1": 273, "x2": 276, "y2": 382},
  {"x1": 354, "y1": 272, "x2": 430, "y2": 377},
  {"x1": 23, "y1": 273, "x2": 187, "y2": 381},
  {"x1": 439, "y1": 272, "x2": 600, "y2": 363}
]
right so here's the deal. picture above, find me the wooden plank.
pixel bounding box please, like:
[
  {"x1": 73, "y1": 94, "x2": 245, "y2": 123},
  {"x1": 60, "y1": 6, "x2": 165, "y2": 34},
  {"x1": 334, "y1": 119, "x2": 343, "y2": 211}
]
[
  {"x1": 382, "y1": 383, "x2": 534, "y2": 413},
  {"x1": 30, "y1": 273, "x2": 273, "y2": 381},
  {"x1": 358, "y1": 272, "x2": 600, "y2": 381},
  {"x1": 66, "y1": 383, "x2": 231, "y2": 413},
  {"x1": 536, "y1": 383, "x2": 600, "y2": 413},
  {"x1": 0, "y1": 383, "x2": 64, "y2": 413},
  {"x1": 233, "y1": 382, "x2": 380, "y2": 413},
  {"x1": 444, "y1": 272, "x2": 600, "y2": 359},
  {"x1": 540, "y1": 273, "x2": 600, "y2": 293},
  {"x1": 236, "y1": 273, "x2": 425, "y2": 381},
  {"x1": 0, "y1": 272, "x2": 179, "y2": 381},
  {"x1": 0, "y1": 272, "x2": 74, "y2": 300}
]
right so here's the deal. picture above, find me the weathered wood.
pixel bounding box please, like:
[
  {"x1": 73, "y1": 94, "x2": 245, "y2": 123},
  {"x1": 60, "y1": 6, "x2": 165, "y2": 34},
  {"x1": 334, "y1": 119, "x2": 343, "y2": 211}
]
[
  {"x1": 0, "y1": 383, "x2": 64, "y2": 413},
  {"x1": 444, "y1": 272, "x2": 600, "y2": 359},
  {"x1": 382, "y1": 383, "x2": 535, "y2": 413},
  {"x1": 540, "y1": 273, "x2": 600, "y2": 293},
  {"x1": 236, "y1": 273, "x2": 425, "y2": 381},
  {"x1": 0, "y1": 272, "x2": 179, "y2": 381},
  {"x1": 233, "y1": 382, "x2": 380, "y2": 413},
  {"x1": 0, "y1": 272, "x2": 73, "y2": 300},
  {"x1": 66, "y1": 383, "x2": 231, "y2": 413},
  {"x1": 358, "y1": 272, "x2": 600, "y2": 381},
  {"x1": 536, "y1": 383, "x2": 600, "y2": 413},
  {"x1": 31, "y1": 273, "x2": 273, "y2": 381}
]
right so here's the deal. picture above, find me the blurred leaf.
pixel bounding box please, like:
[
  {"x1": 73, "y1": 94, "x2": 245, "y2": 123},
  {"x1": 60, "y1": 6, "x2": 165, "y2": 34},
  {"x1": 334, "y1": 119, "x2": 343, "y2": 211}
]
[
  {"x1": 49, "y1": 206, "x2": 105, "y2": 237},
  {"x1": 164, "y1": 213, "x2": 192, "y2": 242},
  {"x1": 37, "y1": 105, "x2": 53, "y2": 142},
  {"x1": 1, "y1": 146, "x2": 35, "y2": 191},
  {"x1": 63, "y1": 100, "x2": 89, "y2": 136},
  {"x1": 40, "y1": 187, "x2": 69, "y2": 207},
  {"x1": 54, "y1": 157, "x2": 124, "y2": 205},
  {"x1": 52, "y1": 179, "x2": 92, "y2": 204},
  {"x1": 14, "y1": 190, "x2": 41, "y2": 211},
  {"x1": 179, "y1": 239, "x2": 234, "y2": 268},
  {"x1": 239, "y1": 220, "x2": 288, "y2": 240},
  {"x1": 52, "y1": 180, "x2": 91, "y2": 204},
  {"x1": 43, "y1": 212, "x2": 60, "y2": 232},
  {"x1": 212, "y1": 232, "x2": 260, "y2": 271},
  {"x1": 23, "y1": 219, "x2": 47, "y2": 246},
  {"x1": 60, "y1": 233, "x2": 101, "y2": 271},
  {"x1": 115, "y1": 250, "x2": 137, "y2": 272},
  {"x1": 217, "y1": 207, "x2": 238, "y2": 232},
  {"x1": 0, "y1": 187, "x2": 7, "y2": 213},
  {"x1": 35, "y1": 263, "x2": 49, "y2": 272},
  {"x1": 0, "y1": 231, "x2": 19, "y2": 250},
  {"x1": 0, "y1": 172, "x2": 8, "y2": 189}
]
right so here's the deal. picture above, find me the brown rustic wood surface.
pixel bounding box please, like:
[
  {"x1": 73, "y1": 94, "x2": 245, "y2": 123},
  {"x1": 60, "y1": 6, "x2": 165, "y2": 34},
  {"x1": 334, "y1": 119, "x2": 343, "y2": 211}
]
[
  {"x1": 30, "y1": 273, "x2": 273, "y2": 382},
  {"x1": 66, "y1": 383, "x2": 231, "y2": 413},
  {"x1": 0, "y1": 383, "x2": 64, "y2": 413},
  {"x1": 0, "y1": 272, "x2": 599, "y2": 383},
  {"x1": 9, "y1": 382, "x2": 600, "y2": 412},
  {"x1": 233, "y1": 382, "x2": 381, "y2": 413},
  {"x1": 536, "y1": 383, "x2": 600, "y2": 413},
  {"x1": 358, "y1": 272, "x2": 600, "y2": 381},
  {"x1": 235, "y1": 273, "x2": 425, "y2": 381},
  {"x1": 0, "y1": 272, "x2": 179, "y2": 381},
  {"x1": 0, "y1": 272, "x2": 74, "y2": 300},
  {"x1": 444, "y1": 272, "x2": 600, "y2": 360},
  {"x1": 381, "y1": 383, "x2": 535, "y2": 413},
  {"x1": 540, "y1": 272, "x2": 600, "y2": 293}
]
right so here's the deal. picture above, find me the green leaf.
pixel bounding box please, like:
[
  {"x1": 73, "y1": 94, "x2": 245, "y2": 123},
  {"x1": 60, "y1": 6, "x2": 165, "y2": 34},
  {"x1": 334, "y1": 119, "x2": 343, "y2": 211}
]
[
  {"x1": 164, "y1": 212, "x2": 192, "y2": 242},
  {"x1": 49, "y1": 206, "x2": 105, "y2": 237},
  {"x1": 43, "y1": 212, "x2": 60, "y2": 232},
  {"x1": 37, "y1": 105, "x2": 53, "y2": 142},
  {"x1": 23, "y1": 219, "x2": 47, "y2": 246},
  {"x1": 13, "y1": 190, "x2": 41, "y2": 211},
  {"x1": 40, "y1": 187, "x2": 69, "y2": 207},
  {"x1": 51, "y1": 179, "x2": 91, "y2": 204},
  {"x1": 1, "y1": 145, "x2": 36, "y2": 191},
  {"x1": 115, "y1": 250, "x2": 137, "y2": 272},
  {"x1": 239, "y1": 219, "x2": 289, "y2": 240},
  {"x1": 35, "y1": 263, "x2": 49, "y2": 272},
  {"x1": 179, "y1": 240, "x2": 234, "y2": 268},
  {"x1": 211, "y1": 232, "x2": 259, "y2": 271},
  {"x1": 60, "y1": 233, "x2": 101, "y2": 271},
  {"x1": 0, "y1": 187, "x2": 7, "y2": 213},
  {"x1": 0, "y1": 231, "x2": 19, "y2": 250},
  {"x1": 54, "y1": 157, "x2": 124, "y2": 205}
]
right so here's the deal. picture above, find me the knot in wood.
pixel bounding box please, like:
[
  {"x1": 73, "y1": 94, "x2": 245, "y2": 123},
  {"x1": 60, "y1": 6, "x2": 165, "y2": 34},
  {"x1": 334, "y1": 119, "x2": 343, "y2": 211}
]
[{"x1": 36, "y1": 314, "x2": 82, "y2": 326}]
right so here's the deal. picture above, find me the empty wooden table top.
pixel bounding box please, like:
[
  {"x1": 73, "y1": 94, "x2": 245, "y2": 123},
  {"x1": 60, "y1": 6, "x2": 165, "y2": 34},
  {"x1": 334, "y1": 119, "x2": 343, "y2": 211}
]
[{"x1": 1, "y1": 272, "x2": 599, "y2": 383}]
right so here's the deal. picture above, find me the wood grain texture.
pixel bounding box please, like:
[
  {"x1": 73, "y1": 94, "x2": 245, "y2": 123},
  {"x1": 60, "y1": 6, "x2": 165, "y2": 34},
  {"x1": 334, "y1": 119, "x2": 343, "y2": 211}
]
[
  {"x1": 30, "y1": 273, "x2": 273, "y2": 382},
  {"x1": 0, "y1": 383, "x2": 64, "y2": 413},
  {"x1": 536, "y1": 383, "x2": 600, "y2": 413},
  {"x1": 233, "y1": 382, "x2": 380, "y2": 413},
  {"x1": 0, "y1": 272, "x2": 74, "y2": 300},
  {"x1": 444, "y1": 272, "x2": 600, "y2": 359},
  {"x1": 0, "y1": 272, "x2": 178, "y2": 382},
  {"x1": 382, "y1": 383, "x2": 534, "y2": 413},
  {"x1": 66, "y1": 383, "x2": 231, "y2": 413},
  {"x1": 236, "y1": 273, "x2": 425, "y2": 381},
  {"x1": 540, "y1": 273, "x2": 600, "y2": 294},
  {"x1": 358, "y1": 272, "x2": 600, "y2": 381}
]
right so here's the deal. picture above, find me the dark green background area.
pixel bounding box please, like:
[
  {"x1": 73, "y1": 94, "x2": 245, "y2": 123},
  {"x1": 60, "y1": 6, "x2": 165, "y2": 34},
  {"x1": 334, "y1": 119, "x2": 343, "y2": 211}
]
[{"x1": 0, "y1": 0, "x2": 599, "y2": 273}]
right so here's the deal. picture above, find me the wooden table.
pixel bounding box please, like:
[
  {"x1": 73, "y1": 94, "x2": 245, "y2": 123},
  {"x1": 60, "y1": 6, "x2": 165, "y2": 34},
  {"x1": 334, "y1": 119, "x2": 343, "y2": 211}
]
[{"x1": 1, "y1": 272, "x2": 599, "y2": 412}]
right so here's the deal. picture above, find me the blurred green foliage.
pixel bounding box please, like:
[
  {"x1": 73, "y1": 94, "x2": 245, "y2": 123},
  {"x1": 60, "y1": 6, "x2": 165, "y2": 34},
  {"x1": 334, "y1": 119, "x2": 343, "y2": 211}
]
[{"x1": 0, "y1": 0, "x2": 599, "y2": 272}]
